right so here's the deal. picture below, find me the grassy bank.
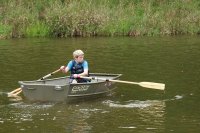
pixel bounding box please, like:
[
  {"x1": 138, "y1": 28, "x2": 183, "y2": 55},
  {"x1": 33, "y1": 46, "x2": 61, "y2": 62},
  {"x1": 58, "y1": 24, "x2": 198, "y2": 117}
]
[{"x1": 0, "y1": 0, "x2": 200, "y2": 38}]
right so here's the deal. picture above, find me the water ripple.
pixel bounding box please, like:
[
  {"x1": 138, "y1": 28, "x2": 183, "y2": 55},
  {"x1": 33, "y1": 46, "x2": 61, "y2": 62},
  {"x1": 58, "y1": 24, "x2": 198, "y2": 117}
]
[
  {"x1": 102, "y1": 100, "x2": 165, "y2": 109},
  {"x1": 8, "y1": 102, "x2": 54, "y2": 109}
]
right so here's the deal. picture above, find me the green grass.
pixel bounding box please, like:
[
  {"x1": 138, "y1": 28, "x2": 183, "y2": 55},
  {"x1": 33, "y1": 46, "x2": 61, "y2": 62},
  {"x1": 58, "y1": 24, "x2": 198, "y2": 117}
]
[
  {"x1": 0, "y1": 23, "x2": 12, "y2": 39},
  {"x1": 1, "y1": 0, "x2": 200, "y2": 38},
  {"x1": 25, "y1": 22, "x2": 50, "y2": 37}
]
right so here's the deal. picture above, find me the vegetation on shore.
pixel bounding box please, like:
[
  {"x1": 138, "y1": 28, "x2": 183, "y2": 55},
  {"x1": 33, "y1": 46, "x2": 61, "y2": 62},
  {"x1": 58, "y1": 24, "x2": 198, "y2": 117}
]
[{"x1": 0, "y1": 0, "x2": 200, "y2": 39}]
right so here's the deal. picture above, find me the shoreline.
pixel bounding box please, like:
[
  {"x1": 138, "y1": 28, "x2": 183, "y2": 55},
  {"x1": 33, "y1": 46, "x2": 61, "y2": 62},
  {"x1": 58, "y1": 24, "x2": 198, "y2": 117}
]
[{"x1": 1, "y1": 0, "x2": 200, "y2": 39}]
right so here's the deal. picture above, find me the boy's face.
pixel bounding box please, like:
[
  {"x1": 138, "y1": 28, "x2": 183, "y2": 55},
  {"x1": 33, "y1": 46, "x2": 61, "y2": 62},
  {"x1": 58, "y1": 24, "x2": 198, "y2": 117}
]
[{"x1": 75, "y1": 55, "x2": 84, "y2": 63}]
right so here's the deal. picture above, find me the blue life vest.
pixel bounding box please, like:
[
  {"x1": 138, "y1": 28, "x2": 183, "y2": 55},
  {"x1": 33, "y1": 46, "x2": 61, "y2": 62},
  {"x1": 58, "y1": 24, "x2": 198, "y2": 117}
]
[
  {"x1": 71, "y1": 60, "x2": 84, "y2": 74},
  {"x1": 70, "y1": 60, "x2": 90, "y2": 83}
]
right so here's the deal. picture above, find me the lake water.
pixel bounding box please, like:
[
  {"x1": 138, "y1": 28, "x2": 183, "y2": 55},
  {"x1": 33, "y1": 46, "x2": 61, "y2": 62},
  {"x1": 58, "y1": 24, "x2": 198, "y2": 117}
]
[{"x1": 0, "y1": 36, "x2": 200, "y2": 133}]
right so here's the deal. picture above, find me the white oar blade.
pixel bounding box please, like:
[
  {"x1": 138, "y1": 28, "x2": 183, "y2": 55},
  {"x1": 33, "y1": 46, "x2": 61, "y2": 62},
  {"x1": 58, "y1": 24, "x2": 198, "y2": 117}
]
[{"x1": 139, "y1": 82, "x2": 165, "y2": 90}]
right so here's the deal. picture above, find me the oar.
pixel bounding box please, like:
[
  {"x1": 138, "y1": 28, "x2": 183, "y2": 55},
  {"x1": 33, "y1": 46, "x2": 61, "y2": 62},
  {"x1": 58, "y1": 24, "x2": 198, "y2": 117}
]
[
  {"x1": 80, "y1": 76, "x2": 165, "y2": 90},
  {"x1": 39, "y1": 69, "x2": 61, "y2": 80},
  {"x1": 8, "y1": 69, "x2": 61, "y2": 97},
  {"x1": 7, "y1": 88, "x2": 22, "y2": 97}
]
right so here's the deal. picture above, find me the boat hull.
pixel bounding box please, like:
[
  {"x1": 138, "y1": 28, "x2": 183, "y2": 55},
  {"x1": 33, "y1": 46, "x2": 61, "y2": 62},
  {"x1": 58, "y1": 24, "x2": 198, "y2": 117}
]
[{"x1": 19, "y1": 73, "x2": 122, "y2": 102}]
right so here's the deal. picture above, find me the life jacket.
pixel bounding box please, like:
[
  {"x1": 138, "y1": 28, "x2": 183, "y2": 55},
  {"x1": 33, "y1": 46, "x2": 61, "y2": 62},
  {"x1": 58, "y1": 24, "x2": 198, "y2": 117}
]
[
  {"x1": 71, "y1": 60, "x2": 84, "y2": 74},
  {"x1": 70, "y1": 60, "x2": 90, "y2": 83}
]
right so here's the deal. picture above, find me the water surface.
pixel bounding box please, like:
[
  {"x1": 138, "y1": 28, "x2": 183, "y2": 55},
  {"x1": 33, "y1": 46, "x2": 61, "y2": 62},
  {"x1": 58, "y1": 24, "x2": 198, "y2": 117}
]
[{"x1": 0, "y1": 36, "x2": 200, "y2": 132}]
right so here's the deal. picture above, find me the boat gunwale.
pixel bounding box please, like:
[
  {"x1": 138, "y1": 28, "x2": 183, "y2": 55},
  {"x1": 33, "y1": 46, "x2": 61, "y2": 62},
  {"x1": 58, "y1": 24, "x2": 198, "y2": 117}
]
[{"x1": 18, "y1": 73, "x2": 122, "y2": 86}]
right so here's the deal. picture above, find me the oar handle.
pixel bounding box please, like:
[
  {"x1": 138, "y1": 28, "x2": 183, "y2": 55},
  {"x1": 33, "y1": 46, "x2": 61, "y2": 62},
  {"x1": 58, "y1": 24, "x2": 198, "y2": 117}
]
[{"x1": 40, "y1": 69, "x2": 61, "y2": 80}]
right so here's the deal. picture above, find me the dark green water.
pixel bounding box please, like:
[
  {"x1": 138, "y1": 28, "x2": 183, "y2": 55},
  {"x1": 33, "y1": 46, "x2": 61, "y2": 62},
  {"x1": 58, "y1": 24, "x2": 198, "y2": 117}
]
[{"x1": 0, "y1": 36, "x2": 200, "y2": 133}]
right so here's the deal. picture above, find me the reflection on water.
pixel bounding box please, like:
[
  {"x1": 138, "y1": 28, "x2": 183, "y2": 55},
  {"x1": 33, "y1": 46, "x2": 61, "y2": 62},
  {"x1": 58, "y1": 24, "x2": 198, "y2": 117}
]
[
  {"x1": 102, "y1": 100, "x2": 166, "y2": 132},
  {"x1": 0, "y1": 90, "x2": 197, "y2": 132},
  {"x1": 102, "y1": 100, "x2": 165, "y2": 108},
  {"x1": 0, "y1": 91, "x2": 23, "y2": 105},
  {"x1": 0, "y1": 93, "x2": 188, "y2": 132},
  {"x1": 65, "y1": 99, "x2": 166, "y2": 132},
  {"x1": 66, "y1": 108, "x2": 93, "y2": 132},
  {"x1": 0, "y1": 102, "x2": 56, "y2": 132},
  {"x1": 0, "y1": 98, "x2": 166, "y2": 133},
  {"x1": 9, "y1": 102, "x2": 55, "y2": 109}
]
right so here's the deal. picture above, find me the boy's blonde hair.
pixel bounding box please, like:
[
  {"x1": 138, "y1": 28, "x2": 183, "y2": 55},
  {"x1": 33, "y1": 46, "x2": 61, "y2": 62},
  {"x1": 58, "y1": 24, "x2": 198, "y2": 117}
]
[{"x1": 73, "y1": 50, "x2": 84, "y2": 58}]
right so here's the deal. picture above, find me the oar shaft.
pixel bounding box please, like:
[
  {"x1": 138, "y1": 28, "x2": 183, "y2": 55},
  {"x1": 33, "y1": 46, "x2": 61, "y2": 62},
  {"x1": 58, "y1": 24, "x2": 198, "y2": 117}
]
[
  {"x1": 80, "y1": 76, "x2": 138, "y2": 84},
  {"x1": 80, "y1": 76, "x2": 165, "y2": 90},
  {"x1": 8, "y1": 88, "x2": 22, "y2": 94},
  {"x1": 40, "y1": 69, "x2": 60, "y2": 80},
  {"x1": 106, "y1": 79, "x2": 139, "y2": 85},
  {"x1": 7, "y1": 88, "x2": 22, "y2": 97}
]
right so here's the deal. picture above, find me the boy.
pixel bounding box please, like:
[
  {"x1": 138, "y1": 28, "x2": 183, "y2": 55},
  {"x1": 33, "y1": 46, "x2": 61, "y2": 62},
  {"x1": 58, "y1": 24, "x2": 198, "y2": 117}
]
[{"x1": 60, "y1": 50, "x2": 89, "y2": 83}]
